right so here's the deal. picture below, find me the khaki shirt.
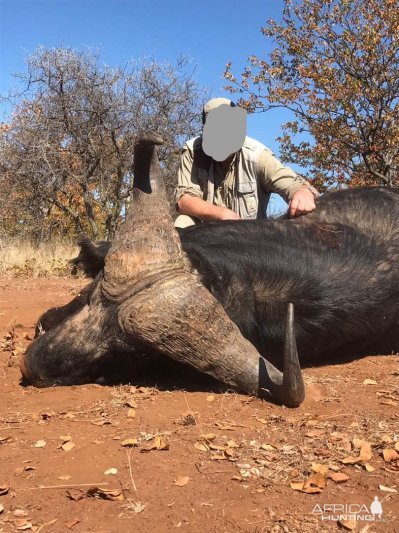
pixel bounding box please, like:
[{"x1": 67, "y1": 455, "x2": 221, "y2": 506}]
[{"x1": 176, "y1": 135, "x2": 316, "y2": 219}]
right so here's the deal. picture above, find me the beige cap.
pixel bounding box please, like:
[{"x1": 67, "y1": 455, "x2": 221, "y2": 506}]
[{"x1": 202, "y1": 97, "x2": 236, "y2": 124}]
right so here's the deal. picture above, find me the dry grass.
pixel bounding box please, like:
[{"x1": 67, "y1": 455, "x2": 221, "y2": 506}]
[{"x1": 0, "y1": 238, "x2": 79, "y2": 277}]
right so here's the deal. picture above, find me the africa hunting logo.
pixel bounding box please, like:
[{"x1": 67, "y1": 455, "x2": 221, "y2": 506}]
[{"x1": 312, "y1": 496, "x2": 384, "y2": 522}]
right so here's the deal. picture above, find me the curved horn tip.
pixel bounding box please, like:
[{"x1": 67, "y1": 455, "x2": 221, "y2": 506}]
[
  {"x1": 282, "y1": 302, "x2": 305, "y2": 407},
  {"x1": 135, "y1": 132, "x2": 164, "y2": 146}
]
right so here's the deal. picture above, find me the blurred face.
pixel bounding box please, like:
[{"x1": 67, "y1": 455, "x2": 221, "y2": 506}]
[{"x1": 202, "y1": 104, "x2": 247, "y2": 162}]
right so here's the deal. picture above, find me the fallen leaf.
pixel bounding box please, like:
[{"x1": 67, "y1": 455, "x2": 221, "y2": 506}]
[
  {"x1": 311, "y1": 463, "x2": 329, "y2": 477},
  {"x1": 58, "y1": 475, "x2": 71, "y2": 481},
  {"x1": 202, "y1": 433, "x2": 216, "y2": 441},
  {"x1": 364, "y1": 463, "x2": 375, "y2": 472},
  {"x1": 363, "y1": 378, "x2": 377, "y2": 385},
  {"x1": 141, "y1": 435, "x2": 169, "y2": 452},
  {"x1": 127, "y1": 409, "x2": 136, "y2": 418},
  {"x1": 378, "y1": 484, "x2": 397, "y2": 493},
  {"x1": 206, "y1": 395, "x2": 215, "y2": 402},
  {"x1": 0, "y1": 484, "x2": 9, "y2": 495},
  {"x1": 65, "y1": 520, "x2": 80, "y2": 529},
  {"x1": 337, "y1": 518, "x2": 357, "y2": 530},
  {"x1": 121, "y1": 438, "x2": 138, "y2": 447},
  {"x1": 303, "y1": 472, "x2": 327, "y2": 492},
  {"x1": 174, "y1": 476, "x2": 189, "y2": 487},
  {"x1": 14, "y1": 510, "x2": 28, "y2": 517},
  {"x1": 62, "y1": 441, "x2": 76, "y2": 452},
  {"x1": 290, "y1": 476, "x2": 325, "y2": 494},
  {"x1": 15, "y1": 520, "x2": 32, "y2": 530},
  {"x1": 0, "y1": 504, "x2": 3, "y2": 514},
  {"x1": 86, "y1": 486, "x2": 124, "y2": 501},
  {"x1": 60, "y1": 436, "x2": 72, "y2": 443},
  {"x1": 211, "y1": 453, "x2": 227, "y2": 461},
  {"x1": 104, "y1": 468, "x2": 118, "y2": 475},
  {"x1": 0, "y1": 436, "x2": 11, "y2": 444},
  {"x1": 226, "y1": 440, "x2": 239, "y2": 448},
  {"x1": 260, "y1": 443, "x2": 276, "y2": 451},
  {"x1": 342, "y1": 442, "x2": 371, "y2": 464},
  {"x1": 382, "y1": 448, "x2": 399, "y2": 462},
  {"x1": 329, "y1": 472, "x2": 349, "y2": 483},
  {"x1": 34, "y1": 440, "x2": 46, "y2": 448},
  {"x1": 194, "y1": 442, "x2": 209, "y2": 452}
]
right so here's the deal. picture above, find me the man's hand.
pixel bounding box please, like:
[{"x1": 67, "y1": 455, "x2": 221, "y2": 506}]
[{"x1": 288, "y1": 187, "x2": 316, "y2": 218}]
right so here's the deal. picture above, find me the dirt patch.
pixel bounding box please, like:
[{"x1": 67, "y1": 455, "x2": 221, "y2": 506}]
[{"x1": 0, "y1": 278, "x2": 398, "y2": 532}]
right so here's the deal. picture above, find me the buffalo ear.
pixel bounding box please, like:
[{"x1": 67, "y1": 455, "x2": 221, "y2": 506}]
[{"x1": 70, "y1": 236, "x2": 110, "y2": 278}]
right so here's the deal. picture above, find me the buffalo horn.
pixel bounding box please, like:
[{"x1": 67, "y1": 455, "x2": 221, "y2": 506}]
[{"x1": 107, "y1": 133, "x2": 305, "y2": 407}]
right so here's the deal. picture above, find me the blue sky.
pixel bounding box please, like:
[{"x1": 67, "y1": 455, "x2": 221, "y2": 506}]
[{"x1": 0, "y1": 0, "x2": 293, "y2": 211}]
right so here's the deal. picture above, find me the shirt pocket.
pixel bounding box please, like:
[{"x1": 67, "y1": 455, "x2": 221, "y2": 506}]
[{"x1": 237, "y1": 180, "x2": 258, "y2": 219}]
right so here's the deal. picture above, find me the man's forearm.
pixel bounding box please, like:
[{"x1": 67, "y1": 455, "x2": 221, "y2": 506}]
[{"x1": 177, "y1": 194, "x2": 240, "y2": 221}]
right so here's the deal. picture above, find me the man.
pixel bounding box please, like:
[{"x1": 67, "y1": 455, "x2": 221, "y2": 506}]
[{"x1": 175, "y1": 97, "x2": 318, "y2": 228}]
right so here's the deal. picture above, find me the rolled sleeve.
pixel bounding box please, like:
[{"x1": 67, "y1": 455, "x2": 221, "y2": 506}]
[
  {"x1": 257, "y1": 150, "x2": 316, "y2": 202},
  {"x1": 175, "y1": 147, "x2": 204, "y2": 204}
]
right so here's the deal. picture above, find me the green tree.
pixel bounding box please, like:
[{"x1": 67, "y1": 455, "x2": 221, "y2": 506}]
[{"x1": 224, "y1": 0, "x2": 399, "y2": 189}]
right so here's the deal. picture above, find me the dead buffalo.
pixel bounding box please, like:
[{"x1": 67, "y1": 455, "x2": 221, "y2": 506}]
[{"x1": 21, "y1": 133, "x2": 399, "y2": 407}]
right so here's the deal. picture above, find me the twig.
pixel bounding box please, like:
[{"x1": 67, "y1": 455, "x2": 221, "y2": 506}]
[
  {"x1": 19, "y1": 482, "x2": 109, "y2": 490},
  {"x1": 127, "y1": 449, "x2": 137, "y2": 493}
]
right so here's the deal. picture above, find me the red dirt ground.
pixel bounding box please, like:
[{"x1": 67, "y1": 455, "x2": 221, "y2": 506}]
[{"x1": 0, "y1": 278, "x2": 398, "y2": 533}]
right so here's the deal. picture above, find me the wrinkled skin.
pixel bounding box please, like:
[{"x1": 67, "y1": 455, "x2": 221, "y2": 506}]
[{"x1": 22, "y1": 134, "x2": 399, "y2": 407}]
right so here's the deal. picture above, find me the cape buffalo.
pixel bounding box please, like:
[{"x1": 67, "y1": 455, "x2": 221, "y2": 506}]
[{"x1": 21, "y1": 134, "x2": 399, "y2": 407}]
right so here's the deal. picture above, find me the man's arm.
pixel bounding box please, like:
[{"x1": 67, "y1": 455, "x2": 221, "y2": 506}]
[
  {"x1": 258, "y1": 150, "x2": 318, "y2": 217},
  {"x1": 177, "y1": 194, "x2": 240, "y2": 221},
  {"x1": 175, "y1": 145, "x2": 240, "y2": 221}
]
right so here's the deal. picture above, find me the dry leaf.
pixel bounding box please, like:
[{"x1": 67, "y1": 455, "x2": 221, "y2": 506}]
[
  {"x1": 202, "y1": 433, "x2": 216, "y2": 441},
  {"x1": 382, "y1": 448, "x2": 399, "y2": 462},
  {"x1": 378, "y1": 484, "x2": 397, "y2": 493},
  {"x1": 329, "y1": 472, "x2": 349, "y2": 483},
  {"x1": 260, "y1": 444, "x2": 276, "y2": 451},
  {"x1": 311, "y1": 463, "x2": 329, "y2": 477},
  {"x1": 290, "y1": 472, "x2": 326, "y2": 494},
  {"x1": 62, "y1": 441, "x2": 76, "y2": 452},
  {"x1": 87, "y1": 486, "x2": 124, "y2": 501},
  {"x1": 206, "y1": 395, "x2": 215, "y2": 402},
  {"x1": 14, "y1": 510, "x2": 28, "y2": 517},
  {"x1": 364, "y1": 463, "x2": 375, "y2": 472},
  {"x1": 60, "y1": 435, "x2": 72, "y2": 443},
  {"x1": 0, "y1": 436, "x2": 11, "y2": 444},
  {"x1": 211, "y1": 453, "x2": 227, "y2": 461},
  {"x1": 59, "y1": 475, "x2": 71, "y2": 481},
  {"x1": 65, "y1": 520, "x2": 80, "y2": 529},
  {"x1": 0, "y1": 504, "x2": 4, "y2": 514},
  {"x1": 0, "y1": 484, "x2": 9, "y2": 495},
  {"x1": 127, "y1": 409, "x2": 136, "y2": 418},
  {"x1": 141, "y1": 435, "x2": 169, "y2": 452},
  {"x1": 337, "y1": 518, "x2": 357, "y2": 530},
  {"x1": 363, "y1": 378, "x2": 377, "y2": 385},
  {"x1": 34, "y1": 440, "x2": 46, "y2": 448},
  {"x1": 303, "y1": 472, "x2": 327, "y2": 491},
  {"x1": 15, "y1": 520, "x2": 32, "y2": 531},
  {"x1": 342, "y1": 442, "x2": 371, "y2": 464},
  {"x1": 104, "y1": 468, "x2": 118, "y2": 475},
  {"x1": 174, "y1": 476, "x2": 189, "y2": 487},
  {"x1": 121, "y1": 438, "x2": 138, "y2": 447},
  {"x1": 226, "y1": 440, "x2": 239, "y2": 448},
  {"x1": 194, "y1": 442, "x2": 208, "y2": 452}
]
